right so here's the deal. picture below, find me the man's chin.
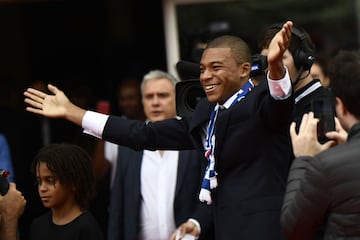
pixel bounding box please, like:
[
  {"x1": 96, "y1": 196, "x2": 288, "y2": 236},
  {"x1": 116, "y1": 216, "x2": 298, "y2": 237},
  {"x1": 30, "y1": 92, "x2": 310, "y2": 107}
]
[{"x1": 205, "y1": 94, "x2": 219, "y2": 103}]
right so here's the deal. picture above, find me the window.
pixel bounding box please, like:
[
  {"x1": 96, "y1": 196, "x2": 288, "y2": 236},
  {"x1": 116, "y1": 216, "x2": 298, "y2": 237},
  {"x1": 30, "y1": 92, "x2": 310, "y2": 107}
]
[{"x1": 163, "y1": 0, "x2": 359, "y2": 77}]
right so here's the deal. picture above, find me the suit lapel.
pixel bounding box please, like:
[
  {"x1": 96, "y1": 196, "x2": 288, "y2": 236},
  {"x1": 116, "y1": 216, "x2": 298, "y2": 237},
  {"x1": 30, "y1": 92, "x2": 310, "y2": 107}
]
[
  {"x1": 189, "y1": 99, "x2": 214, "y2": 130},
  {"x1": 189, "y1": 99, "x2": 215, "y2": 151},
  {"x1": 214, "y1": 106, "x2": 231, "y2": 161},
  {"x1": 174, "y1": 151, "x2": 188, "y2": 197},
  {"x1": 127, "y1": 149, "x2": 143, "y2": 200},
  {"x1": 135, "y1": 151, "x2": 143, "y2": 192}
]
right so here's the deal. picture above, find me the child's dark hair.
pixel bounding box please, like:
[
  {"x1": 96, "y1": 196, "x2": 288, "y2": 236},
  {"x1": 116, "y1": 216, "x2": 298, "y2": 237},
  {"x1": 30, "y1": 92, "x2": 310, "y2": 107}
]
[{"x1": 31, "y1": 143, "x2": 95, "y2": 210}]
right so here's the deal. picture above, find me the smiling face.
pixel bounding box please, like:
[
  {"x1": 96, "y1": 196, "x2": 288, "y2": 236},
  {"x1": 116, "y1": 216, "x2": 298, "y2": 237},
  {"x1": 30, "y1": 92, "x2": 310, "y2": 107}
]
[
  {"x1": 36, "y1": 161, "x2": 76, "y2": 211},
  {"x1": 200, "y1": 47, "x2": 250, "y2": 104}
]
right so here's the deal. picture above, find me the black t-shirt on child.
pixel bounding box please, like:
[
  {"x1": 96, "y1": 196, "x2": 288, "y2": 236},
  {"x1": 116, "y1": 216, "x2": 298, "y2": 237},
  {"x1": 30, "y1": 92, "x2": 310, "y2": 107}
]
[{"x1": 29, "y1": 211, "x2": 104, "y2": 240}]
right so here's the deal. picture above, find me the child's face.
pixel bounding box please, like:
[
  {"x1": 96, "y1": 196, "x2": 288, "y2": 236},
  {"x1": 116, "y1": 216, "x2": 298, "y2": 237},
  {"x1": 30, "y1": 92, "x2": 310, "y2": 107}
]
[{"x1": 36, "y1": 161, "x2": 75, "y2": 209}]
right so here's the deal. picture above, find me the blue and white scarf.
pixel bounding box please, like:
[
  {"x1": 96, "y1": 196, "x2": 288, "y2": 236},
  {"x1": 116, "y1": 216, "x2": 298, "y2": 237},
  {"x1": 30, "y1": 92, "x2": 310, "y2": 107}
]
[{"x1": 199, "y1": 80, "x2": 254, "y2": 205}]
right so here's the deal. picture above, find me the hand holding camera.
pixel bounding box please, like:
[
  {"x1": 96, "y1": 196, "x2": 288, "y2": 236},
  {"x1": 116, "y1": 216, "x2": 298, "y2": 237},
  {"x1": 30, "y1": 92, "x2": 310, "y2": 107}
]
[{"x1": 0, "y1": 169, "x2": 10, "y2": 196}]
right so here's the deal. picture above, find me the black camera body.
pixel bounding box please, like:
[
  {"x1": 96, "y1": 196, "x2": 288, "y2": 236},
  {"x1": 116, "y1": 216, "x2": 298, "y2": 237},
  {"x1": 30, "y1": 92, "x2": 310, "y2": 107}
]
[
  {"x1": 0, "y1": 169, "x2": 10, "y2": 196},
  {"x1": 175, "y1": 54, "x2": 267, "y2": 118},
  {"x1": 176, "y1": 79, "x2": 206, "y2": 118}
]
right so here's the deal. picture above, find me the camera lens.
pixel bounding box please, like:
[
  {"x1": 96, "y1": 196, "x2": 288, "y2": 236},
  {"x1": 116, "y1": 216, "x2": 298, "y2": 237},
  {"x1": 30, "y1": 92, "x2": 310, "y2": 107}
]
[
  {"x1": 176, "y1": 80, "x2": 205, "y2": 118},
  {"x1": 185, "y1": 87, "x2": 204, "y2": 111}
]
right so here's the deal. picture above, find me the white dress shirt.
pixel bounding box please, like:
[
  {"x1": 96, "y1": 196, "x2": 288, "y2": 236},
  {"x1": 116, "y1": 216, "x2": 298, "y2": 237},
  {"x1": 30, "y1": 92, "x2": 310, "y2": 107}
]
[
  {"x1": 139, "y1": 150, "x2": 178, "y2": 240},
  {"x1": 104, "y1": 140, "x2": 179, "y2": 239},
  {"x1": 104, "y1": 141, "x2": 118, "y2": 188}
]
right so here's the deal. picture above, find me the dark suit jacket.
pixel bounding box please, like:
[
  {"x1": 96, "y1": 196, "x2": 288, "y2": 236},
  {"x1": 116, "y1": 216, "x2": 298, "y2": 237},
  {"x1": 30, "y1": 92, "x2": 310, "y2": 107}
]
[
  {"x1": 107, "y1": 146, "x2": 214, "y2": 240},
  {"x1": 103, "y1": 80, "x2": 294, "y2": 240}
]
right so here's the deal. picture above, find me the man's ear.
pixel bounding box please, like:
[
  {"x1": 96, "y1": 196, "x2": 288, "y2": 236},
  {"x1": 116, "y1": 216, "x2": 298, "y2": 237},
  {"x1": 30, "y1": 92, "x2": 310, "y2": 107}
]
[
  {"x1": 239, "y1": 62, "x2": 251, "y2": 77},
  {"x1": 335, "y1": 97, "x2": 347, "y2": 116}
]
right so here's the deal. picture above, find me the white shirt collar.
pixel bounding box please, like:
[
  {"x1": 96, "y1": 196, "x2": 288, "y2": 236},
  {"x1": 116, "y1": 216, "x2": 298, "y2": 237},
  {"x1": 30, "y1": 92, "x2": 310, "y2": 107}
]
[{"x1": 217, "y1": 88, "x2": 244, "y2": 110}]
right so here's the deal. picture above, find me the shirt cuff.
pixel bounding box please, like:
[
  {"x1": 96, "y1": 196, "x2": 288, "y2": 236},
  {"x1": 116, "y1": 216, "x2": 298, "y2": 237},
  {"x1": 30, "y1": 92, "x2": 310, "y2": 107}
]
[
  {"x1": 188, "y1": 218, "x2": 201, "y2": 239},
  {"x1": 267, "y1": 67, "x2": 292, "y2": 100},
  {"x1": 82, "y1": 110, "x2": 109, "y2": 139}
]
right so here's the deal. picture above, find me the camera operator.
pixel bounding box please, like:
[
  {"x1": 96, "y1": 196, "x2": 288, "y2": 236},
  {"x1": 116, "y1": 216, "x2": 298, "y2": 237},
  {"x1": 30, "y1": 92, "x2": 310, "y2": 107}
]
[{"x1": 0, "y1": 182, "x2": 26, "y2": 240}]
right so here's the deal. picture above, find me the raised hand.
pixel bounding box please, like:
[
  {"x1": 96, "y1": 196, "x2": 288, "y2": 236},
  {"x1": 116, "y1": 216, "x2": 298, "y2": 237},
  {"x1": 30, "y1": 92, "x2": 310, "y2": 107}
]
[
  {"x1": 24, "y1": 84, "x2": 70, "y2": 118},
  {"x1": 24, "y1": 84, "x2": 86, "y2": 126},
  {"x1": 267, "y1": 20, "x2": 293, "y2": 80}
]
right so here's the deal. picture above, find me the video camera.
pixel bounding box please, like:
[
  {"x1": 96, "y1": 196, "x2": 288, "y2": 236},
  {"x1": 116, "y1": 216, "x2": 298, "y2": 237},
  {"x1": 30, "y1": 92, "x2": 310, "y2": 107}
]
[
  {"x1": 0, "y1": 169, "x2": 10, "y2": 196},
  {"x1": 175, "y1": 54, "x2": 267, "y2": 118}
]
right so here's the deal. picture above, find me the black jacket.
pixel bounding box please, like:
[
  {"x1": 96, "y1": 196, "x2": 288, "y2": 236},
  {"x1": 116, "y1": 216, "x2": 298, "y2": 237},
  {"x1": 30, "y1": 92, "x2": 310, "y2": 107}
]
[{"x1": 281, "y1": 123, "x2": 360, "y2": 240}]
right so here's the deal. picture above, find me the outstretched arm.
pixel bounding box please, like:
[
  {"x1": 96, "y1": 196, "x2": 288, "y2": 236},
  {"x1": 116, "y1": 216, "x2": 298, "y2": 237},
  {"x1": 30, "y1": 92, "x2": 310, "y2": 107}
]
[{"x1": 24, "y1": 84, "x2": 86, "y2": 127}]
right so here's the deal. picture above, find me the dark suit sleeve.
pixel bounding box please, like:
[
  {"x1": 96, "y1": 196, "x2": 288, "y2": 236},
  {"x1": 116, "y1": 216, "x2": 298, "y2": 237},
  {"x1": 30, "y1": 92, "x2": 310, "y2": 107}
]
[
  {"x1": 107, "y1": 159, "x2": 123, "y2": 240},
  {"x1": 258, "y1": 80, "x2": 294, "y2": 130},
  {"x1": 102, "y1": 116, "x2": 195, "y2": 151}
]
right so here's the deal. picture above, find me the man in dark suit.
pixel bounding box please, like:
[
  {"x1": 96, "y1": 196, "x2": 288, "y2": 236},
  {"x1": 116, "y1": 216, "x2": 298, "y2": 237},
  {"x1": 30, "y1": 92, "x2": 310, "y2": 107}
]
[
  {"x1": 24, "y1": 21, "x2": 294, "y2": 239},
  {"x1": 107, "y1": 70, "x2": 213, "y2": 240}
]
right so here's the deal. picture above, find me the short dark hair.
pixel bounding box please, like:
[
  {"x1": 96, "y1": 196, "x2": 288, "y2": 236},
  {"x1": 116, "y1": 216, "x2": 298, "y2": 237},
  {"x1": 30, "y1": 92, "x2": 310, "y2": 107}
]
[
  {"x1": 32, "y1": 143, "x2": 95, "y2": 210},
  {"x1": 328, "y1": 50, "x2": 360, "y2": 118},
  {"x1": 206, "y1": 35, "x2": 252, "y2": 64}
]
